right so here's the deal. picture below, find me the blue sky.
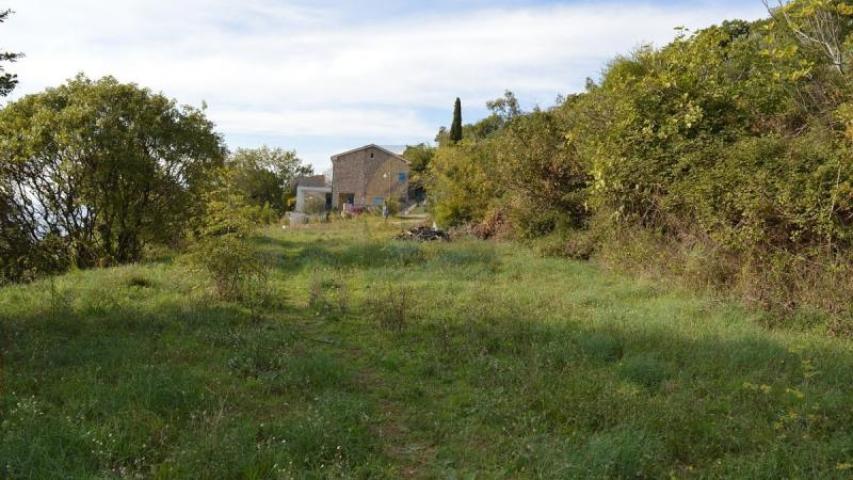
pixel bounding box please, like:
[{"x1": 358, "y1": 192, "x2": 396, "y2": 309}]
[{"x1": 4, "y1": 1, "x2": 767, "y2": 170}]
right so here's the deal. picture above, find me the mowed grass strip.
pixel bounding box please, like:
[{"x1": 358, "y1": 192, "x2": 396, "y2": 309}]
[{"x1": 1, "y1": 218, "x2": 851, "y2": 479}]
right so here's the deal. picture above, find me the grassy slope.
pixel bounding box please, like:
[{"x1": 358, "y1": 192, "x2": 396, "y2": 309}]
[{"x1": 1, "y1": 218, "x2": 851, "y2": 479}]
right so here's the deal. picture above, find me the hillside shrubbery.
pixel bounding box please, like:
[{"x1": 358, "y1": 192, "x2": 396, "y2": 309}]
[
  {"x1": 0, "y1": 76, "x2": 312, "y2": 284},
  {"x1": 429, "y1": 1, "x2": 852, "y2": 325},
  {"x1": 0, "y1": 75, "x2": 226, "y2": 283},
  {"x1": 228, "y1": 146, "x2": 314, "y2": 217}
]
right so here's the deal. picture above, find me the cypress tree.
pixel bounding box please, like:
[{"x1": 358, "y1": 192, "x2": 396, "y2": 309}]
[{"x1": 449, "y1": 97, "x2": 463, "y2": 144}]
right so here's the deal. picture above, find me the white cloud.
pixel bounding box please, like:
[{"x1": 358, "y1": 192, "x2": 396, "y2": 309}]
[
  {"x1": 3, "y1": 1, "x2": 767, "y2": 167},
  {"x1": 213, "y1": 108, "x2": 436, "y2": 138}
]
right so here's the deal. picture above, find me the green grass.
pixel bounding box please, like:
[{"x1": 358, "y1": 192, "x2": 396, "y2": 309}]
[{"x1": 1, "y1": 218, "x2": 851, "y2": 478}]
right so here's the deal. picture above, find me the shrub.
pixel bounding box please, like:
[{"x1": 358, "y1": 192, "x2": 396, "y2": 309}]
[
  {"x1": 494, "y1": 109, "x2": 590, "y2": 238},
  {"x1": 423, "y1": 5, "x2": 852, "y2": 327},
  {"x1": 194, "y1": 235, "x2": 269, "y2": 303},
  {"x1": 577, "y1": 332, "x2": 623, "y2": 363},
  {"x1": 579, "y1": 427, "x2": 668, "y2": 478},
  {"x1": 619, "y1": 353, "x2": 671, "y2": 389},
  {"x1": 303, "y1": 196, "x2": 328, "y2": 216},
  {"x1": 190, "y1": 168, "x2": 272, "y2": 307},
  {"x1": 0, "y1": 75, "x2": 225, "y2": 278},
  {"x1": 308, "y1": 270, "x2": 350, "y2": 321},
  {"x1": 428, "y1": 141, "x2": 501, "y2": 227},
  {"x1": 385, "y1": 197, "x2": 401, "y2": 216},
  {"x1": 367, "y1": 284, "x2": 412, "y2": 333},
  {"x1": 125, "y1": 275, "x2": 153, "y2": 289}
]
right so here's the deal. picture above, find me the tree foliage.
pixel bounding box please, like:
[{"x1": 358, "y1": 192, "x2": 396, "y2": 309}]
[
  {"x1": 0, "y1": 75, "x2": 225, "y2": 281},
  {"x1": 427, "y1": 1, "x2": 852, "y2": 318},
  {"x1": 190, "y1": 167, "x2": 271, "y2": 301},
  {"x1": 402, "y1": 143, "x2": 435, "y2": 202},
  {"x1": 449, "y1": 97, "x2": 463, "y2": 144},
  {"x1": 0, "y1": 9, "x2": 23, "y2": 98},
  {"x1": 228, "y1": 146, "x2": 312, "y2": 215},
  {"x1": 429, "y1": 139, "x2": 500, "y2": 226},
  {"x1": 493, "y1": 109, "x2": 590, "y2": 237}
]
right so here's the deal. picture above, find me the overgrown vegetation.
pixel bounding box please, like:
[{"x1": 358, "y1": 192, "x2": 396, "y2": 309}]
[
  {"x1": 0, "y1": 81, "x2": 313, "y2": 285},
  {"x1": 429, "y1": 0, "x2": 852, "y2": 325},
  {"x1": 0, "y1": 1, "x2": 851, "y2": 475},
  {"x1": 189, "y1": 167, "x2": 272, "y2": 307},
  {"x1": 1, "y1": 219, "x2": 850, "y2": 478},
  {"x1": 0, "y1": 75, "x2": 226, "y2": 283},
  {"x1": 228, "y1": 146, "x2": 314, "y2": 216},
  {"x1": 0, "y1": 9, "x2": 22, "y2": 98}
]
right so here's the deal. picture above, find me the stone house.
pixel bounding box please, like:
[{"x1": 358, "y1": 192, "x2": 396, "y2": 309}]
[{"x1": 331, "y1": 144, "x2": 410, "y2": 210}]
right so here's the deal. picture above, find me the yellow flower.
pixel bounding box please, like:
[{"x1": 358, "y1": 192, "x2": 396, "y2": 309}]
[{"x1": 785, "y1": 388, "x2": 805, "y2": 400}]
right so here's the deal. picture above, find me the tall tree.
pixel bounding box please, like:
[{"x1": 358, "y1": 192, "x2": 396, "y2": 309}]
[
  {"x1": 0, "y1": 75, "x2": 225, "y2": 275},
  {"x1": 449, "y1": 97, "x2": 463, "y2": 144},
  {"x1": 228, "y1": 146, "x2": 313, "y2": 214},
  {"x1": 486, "y1": 90, "x2": 522, "y2": 121},
  {"x1": 0, "y1": 9, "x2": 23, "y2": 98}
]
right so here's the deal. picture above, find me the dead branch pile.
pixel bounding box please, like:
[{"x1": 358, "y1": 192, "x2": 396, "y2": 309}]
[{"x1": 395, "y1": 225, "x2": 450, "y2": 242}]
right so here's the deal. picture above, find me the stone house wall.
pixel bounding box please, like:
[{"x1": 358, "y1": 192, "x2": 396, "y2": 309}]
[{"x1": 331, "y1": 145, "x2": 410, "y2": 209}]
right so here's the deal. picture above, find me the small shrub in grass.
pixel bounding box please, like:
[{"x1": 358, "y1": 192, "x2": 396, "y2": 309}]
[
  {"x1": 532, "y1": 229, "x2": 598, "y2": 260},
  {"x1": 385, "y1": 197, "x2": 401, "y2": 216},
  {"x1": 125, "y1": 275, "x2": 153, "y2": 289},
  {"x1": 272, "y1": 393, "x2": 378, "y2": 472},
  {"x1": 578, "y1": 331, "x2": 624, "y2": 362},
  {"x1": 367, "y1": 284, "x2": 412, "y2": 333},
  {"x1": 189, "y1": 166, "x2": 275, "y2": 310},
  {"x1": 47, "y1": 277, "x2": 72, "y2": 314},
  {"x1": 578, "y1": 427, "x2": 667, "y2": 479},
  {"x1": 193, "y1": 235, "x2": 271, "y2": 304},
  {"x1": 307, "y1": 269, "x2": 350, "y2": 320},
  {"x1": 281, "y1": 352, "x2": 348, "y2": 391},
  {"x1": 385, "y1": 242, "x2": 423, "y2": 266},
  {"x1": 619, "y1": 353, "x2": 671, "y2": 389},
  {"x1": 227, "y1": 332, "x2": 286, "y2": 379}
]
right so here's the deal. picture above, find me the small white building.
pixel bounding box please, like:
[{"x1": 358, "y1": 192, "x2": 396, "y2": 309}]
[{"x1": 293, "y1": 174, "x2": 331, "y2": 214}]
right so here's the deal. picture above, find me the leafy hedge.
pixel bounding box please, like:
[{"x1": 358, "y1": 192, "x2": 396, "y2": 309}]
[{"x1": 429, "y1": 1, "x2": 852, "y2": 326}]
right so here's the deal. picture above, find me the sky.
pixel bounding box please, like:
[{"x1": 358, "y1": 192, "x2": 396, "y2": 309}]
[{"x1": 2, "y1": 1, "x2": 768, "y2": 170}]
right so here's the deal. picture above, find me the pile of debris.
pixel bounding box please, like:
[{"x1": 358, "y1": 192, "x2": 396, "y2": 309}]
[{"x1": 396, "y1": 225, "x2": 450, "y2": 242}]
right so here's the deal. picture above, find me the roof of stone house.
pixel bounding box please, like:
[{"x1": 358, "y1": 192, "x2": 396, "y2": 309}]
[
  {"x1": 330, "y1": 144, "x2": 409, "y2": 164},
  {"x1": 293, "y1": 174, "x2": 328, "y2": 188}
]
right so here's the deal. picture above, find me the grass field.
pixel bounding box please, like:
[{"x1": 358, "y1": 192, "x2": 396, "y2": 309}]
[{"x1": 1, "y1": 218, "x2": 851, "y2": 479}]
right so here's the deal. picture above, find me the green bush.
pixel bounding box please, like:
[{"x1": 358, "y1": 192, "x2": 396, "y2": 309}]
[
  {"x1": 428, "y1": 141, "x2": 500, "y2": 227},
  {"x1": 190, "y1": 168, "x2": 272, "y2": 305},
  {"x1": 303, "y1": 196, "x2": 328, "y2": 216},
  {"x1": 578, "y1": 427, "x2": 668, "y2": 478},
  {"x1": 0, "y1": 75, "x2": 225, "y2": 279},
  {"x1": 367, "y1": 284, "x2": 413, "y2": 333},
  {"x1": 577, "y1": 332, "x2": 624, "y2": 363},
  {"x1": 193, "y1": 235, "x2": 269, "y2": 303},
  {"x1": 424, "y1": 3, "x2": 852, "y2": 325},
  {"x1": 308, "y1": 269, "x2": 350, "y2": 321},
  {"x1": 619, "y1": 353, "x2": 671, "y2": 389},
  {"x1": 385, "y1": 197, "x2": 401, "y2": 216}
]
